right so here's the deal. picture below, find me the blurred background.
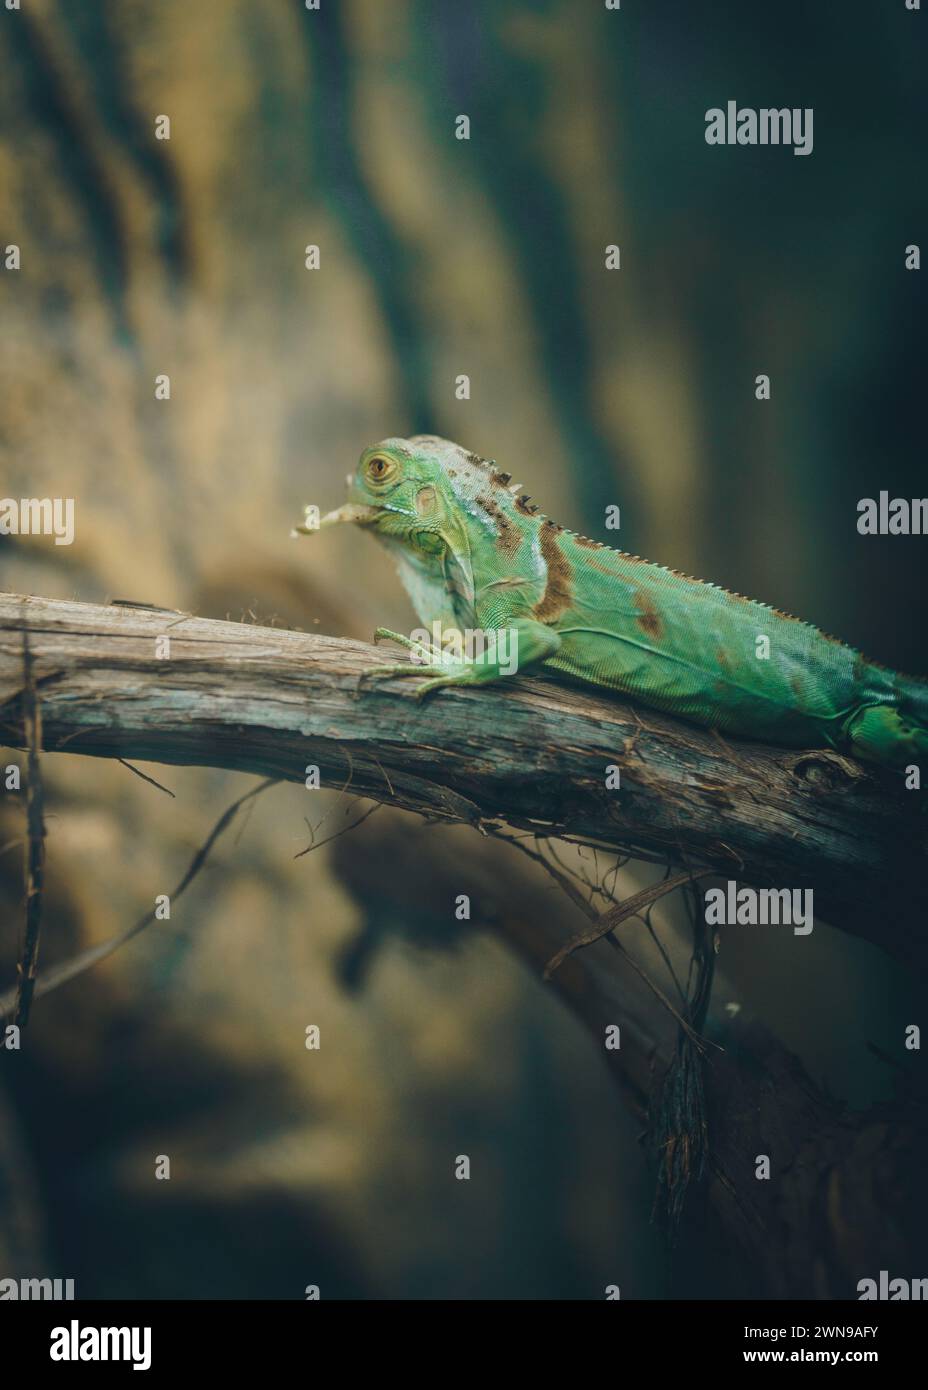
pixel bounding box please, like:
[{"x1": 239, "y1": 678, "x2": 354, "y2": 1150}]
[{"x1": 0, "y1": 0, "x2": 925, "y2": 1299}]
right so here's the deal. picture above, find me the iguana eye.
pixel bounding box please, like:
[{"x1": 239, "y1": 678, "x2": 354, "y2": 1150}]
[{"x1": 366, "y1": 455, "x2": 395, "y2": 483}]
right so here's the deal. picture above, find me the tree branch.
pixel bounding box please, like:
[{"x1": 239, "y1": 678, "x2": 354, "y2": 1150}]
[
  {"x1": 0, "y1": 592, "x2": 923, "y2": 971},
  {"x1": 1, "y1": 591, "x2": 924, "y2": 1294},
  {"x1": 332, "y1": 821, "x2": 928, "y2": 1298}
]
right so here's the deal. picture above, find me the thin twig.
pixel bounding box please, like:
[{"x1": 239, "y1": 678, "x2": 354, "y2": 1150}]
[
  {"x1": 0, "y1": 777, "x2": 279, "y2": 1019},
  {"x1": 295, "y1": 754, "x2": 358, "y2": 851},
  {"x1": 542, "y1": 869, "x2": 705, "y2": 978},
  {"x1": 640, "y1": 868, "x2": 689, "y2": 1004},
  {"x1": 117, "y1": 758, "x2": 176, "y2": 798},
  {"x1": 14, "y1": 627, "x2": 46, "y2": 1029},
  {"x1": 294, "y1": 801, "x2": 380, "y2": 859},
  {"x1": 494, "y1": 830, "x2": 711, "y2": 1049}
]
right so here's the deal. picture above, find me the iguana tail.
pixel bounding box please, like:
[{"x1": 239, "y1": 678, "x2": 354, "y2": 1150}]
[{"x1": 845, "y1": 673, "x2": 928, "y2": 769}]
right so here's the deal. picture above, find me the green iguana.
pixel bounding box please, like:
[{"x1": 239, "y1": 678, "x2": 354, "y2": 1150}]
[{"x1": 299, "y1": 434, "x2": 928, "y2": 770}]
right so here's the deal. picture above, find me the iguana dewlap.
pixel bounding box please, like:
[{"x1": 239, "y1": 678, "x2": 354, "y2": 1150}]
[{"x1": 302, "y1": 434, "x2": 928, "y2": 770}]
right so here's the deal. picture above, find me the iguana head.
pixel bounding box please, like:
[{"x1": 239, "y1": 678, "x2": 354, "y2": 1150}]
[
  {"x1": 298, "y1": 435, "x2": 542, "y2": 626},
  {"x1": 310, "y1": 433, "x2": 534, "y2": 535},
  {"x1": 313, "y1": 436, "x2": 468, "y2": 552},
  {"x1": 315, "y1": 438, "x2": 481, "y2": 623}
]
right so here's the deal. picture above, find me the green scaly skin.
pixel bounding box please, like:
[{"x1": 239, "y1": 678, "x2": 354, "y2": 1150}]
[{"x1": 303, "y1": 435, "x2": 928, "y2": 771}]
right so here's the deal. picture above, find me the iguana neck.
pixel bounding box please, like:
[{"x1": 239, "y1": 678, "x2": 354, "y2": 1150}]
[{"x1": 377, "y1": 535, "x2": 477, "y2": 629}]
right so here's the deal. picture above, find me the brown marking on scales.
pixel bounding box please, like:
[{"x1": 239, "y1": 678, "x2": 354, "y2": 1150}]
[
  {"x1": 534, "y1": 520, "x2": 574, "y2": 621},
  {"x1": 415, "y1": 485, "x2": 437, "y2": 516},
  {"x1": 581, "y1": 546, "x2": 856, "y2": 645},
  {"x1": 475, "y1": 494, "x2": 522, "y2": 557},
  {"x1": 462, "y1": 450, "x2": 496, "y2": 471},
  {"x1": 586, "y1": 554, "x2": 623, "y2": 577},
  {"x1": 634, "y1": 588, "x2": 663, "y2": 640},
  {"x1": 412, "y1": 448, "x2": 901, "y2": 672},
  {"x1": 715, "y1": 647, "x2": 731, "y2": 672},
  {"x1": 484, "y1": 502, "x2": 853, "y2": 653}
]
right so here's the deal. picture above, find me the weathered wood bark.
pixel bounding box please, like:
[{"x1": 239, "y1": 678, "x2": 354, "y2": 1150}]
[
  {"x1": 1, "y1": 591, "x2": 924, "y2": 1296},
  {"x1": 334, "y1": 824, "x2": 927, "y2": 1299},
  {"x1": 1, "y1": 593, "x2": 923, "y2": 971},
  {"x1": 488, "y1": 896, "x2": 928, "y2": 1300}
]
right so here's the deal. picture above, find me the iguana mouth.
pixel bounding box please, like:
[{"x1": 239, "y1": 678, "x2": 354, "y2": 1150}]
[
  {"x1": 291, "y1": 502, "x2": 381, "y2": 535},
  {"x1": 319, "y1": 503, "x2": 381, "y2": 527}
]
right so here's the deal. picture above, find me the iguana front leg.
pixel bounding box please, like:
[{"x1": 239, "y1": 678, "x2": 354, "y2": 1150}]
[
  {"x1": 361, "y1": 619, "x2": 561, "y2": 701},
  {"x1": 372, "y1": 627, "x2": 449, "y2": 662},
  {"x1": 358, "y1": 626, "x2": 469, "y2": 691}
]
